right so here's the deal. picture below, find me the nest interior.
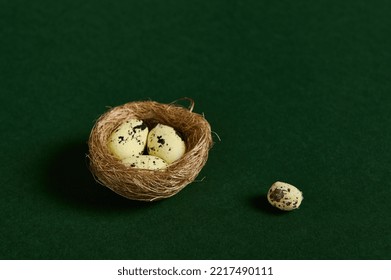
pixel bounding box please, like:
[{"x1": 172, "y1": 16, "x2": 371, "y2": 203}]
[{"x1": 88, "y1": 100, "x2": 213, "y2": 201}]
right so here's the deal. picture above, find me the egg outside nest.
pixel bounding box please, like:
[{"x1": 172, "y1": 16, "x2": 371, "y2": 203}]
[
  {"x1": 87, "y1": 100, "x2": 213, "y2": 201},
  {"x1": 267, "y1": 181, "x2": 303, "y2": 211}
]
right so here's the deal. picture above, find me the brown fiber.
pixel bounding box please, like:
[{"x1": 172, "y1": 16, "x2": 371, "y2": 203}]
[{"x1": 87, "y1": 99, "x2": 213, "y2": 201}]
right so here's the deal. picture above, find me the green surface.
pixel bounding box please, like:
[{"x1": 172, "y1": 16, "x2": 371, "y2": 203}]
[{"x1": 1, "y1": 0, "x2": 390, "y2": 260}]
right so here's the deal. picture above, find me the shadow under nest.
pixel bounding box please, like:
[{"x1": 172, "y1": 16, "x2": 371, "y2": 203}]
[{"x1": 44, "y1": 140, "x2": 158, "y2": 211}]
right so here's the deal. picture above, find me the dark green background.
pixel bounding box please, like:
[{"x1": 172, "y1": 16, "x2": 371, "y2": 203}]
[{"x1": 1, "y1": 0, "x2": 390, "y2": 259}]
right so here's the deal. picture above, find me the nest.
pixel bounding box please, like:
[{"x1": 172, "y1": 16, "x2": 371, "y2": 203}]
[{"x1": 87, "y1": 99, "x2": 213, "y2": 201}]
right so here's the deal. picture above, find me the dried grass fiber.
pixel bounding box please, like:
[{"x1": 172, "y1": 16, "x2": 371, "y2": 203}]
[{"x1": 88, "y1": 99, "x2": 213, "y2": 201}]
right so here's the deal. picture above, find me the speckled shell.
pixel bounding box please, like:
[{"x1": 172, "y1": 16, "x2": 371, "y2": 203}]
[
  {"x1": 121, "y1": 155, "x2": 167, "y2": 170},
  {"x1": 107, "y1": 119, "x2": 149, "y2": 159},
  {"x1": 147, "y1": 124, "x2": 186, "y2": 164},
  {"x1": 267, "y1": 181, "x2": 303, "y2": 211}
]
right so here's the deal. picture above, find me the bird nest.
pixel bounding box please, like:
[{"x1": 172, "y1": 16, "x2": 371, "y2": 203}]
[{"x1": 87, "y1": 99, "x2": 213, "y2": 201}]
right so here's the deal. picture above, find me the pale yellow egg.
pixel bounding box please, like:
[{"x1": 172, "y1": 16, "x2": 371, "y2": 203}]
[
  {"x1": 121, "y1": 155, "x2": 167, "y2": 170},
  {"x1": 107, "y1": 119, "x2": 149, "y2": 159},
  {"x1": 147, "y1": 124, "x2": 186, "y2": 164},
  {"x1": 267, "y1": 181, "x2": 303, "y2": 211}
]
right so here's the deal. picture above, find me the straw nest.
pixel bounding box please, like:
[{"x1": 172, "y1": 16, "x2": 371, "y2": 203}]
[{"x1": 87, "y1": 99, "x2": 213, "y2": 201}]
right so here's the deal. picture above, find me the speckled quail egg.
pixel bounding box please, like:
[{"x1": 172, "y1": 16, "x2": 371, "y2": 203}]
[
  {"x1": 107, "y1": 119, "x2": 149, "y2": 159},
  {"x1": 147, "y1": 124, "x2": 186, "y2": 164},
  {"x1": 267, "y1": 181, "x2": 303, "y2": 211},
  {"x1": 121, "y1": 155, "x2": 167, "y2": 170}
]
